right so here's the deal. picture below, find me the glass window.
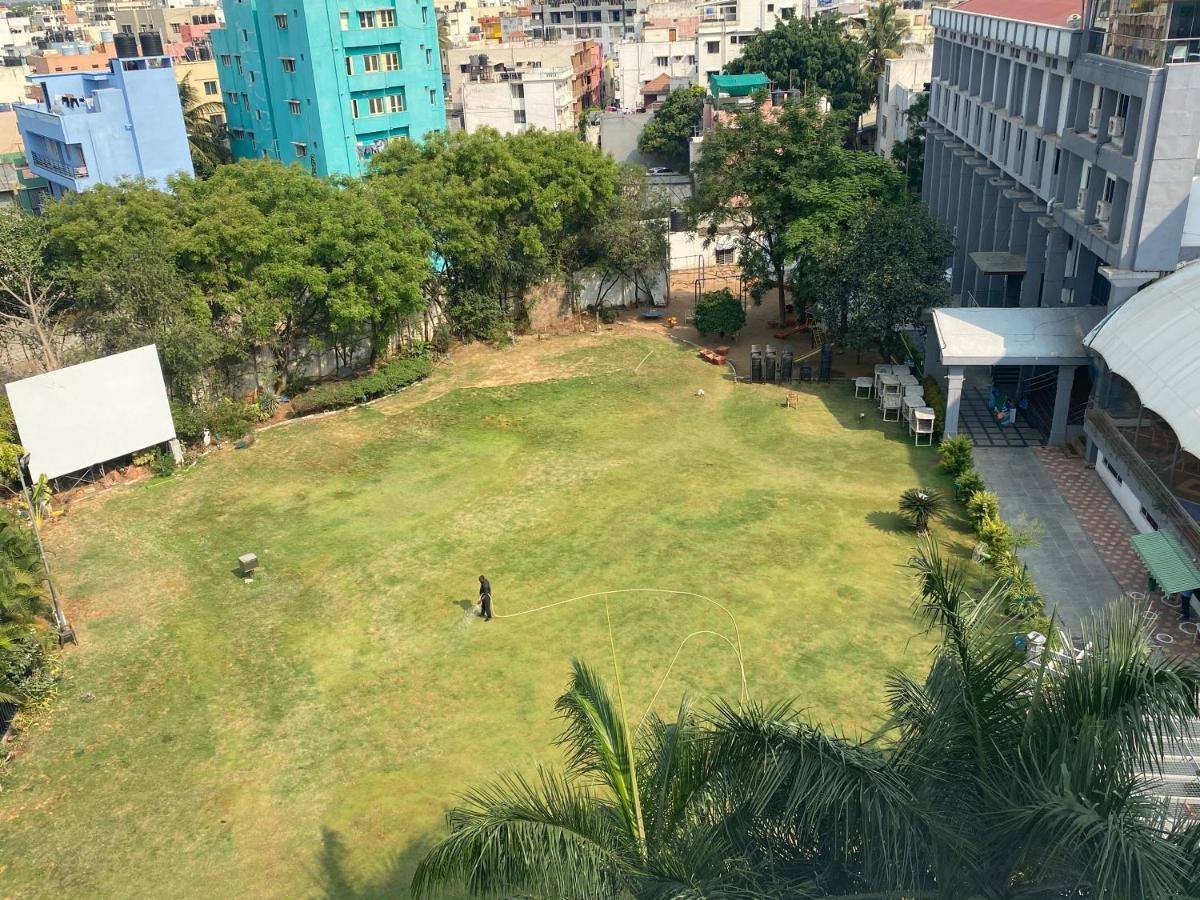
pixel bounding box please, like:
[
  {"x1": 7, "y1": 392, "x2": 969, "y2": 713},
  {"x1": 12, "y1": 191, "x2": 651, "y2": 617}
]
[
  {"x1": 293, "y1": 142, "x2": 307, "y2": 158},
  {"x1": 340, "y1": 11, "x2": 349, "y2": 29},
  {"x1": 363, "y1": 54, "x2": 380, "y2": 72},
  {"x1": 379, "y1": 8, "x2": 395, "y2": 26},
  {"x1": 288, "y1": 98, "x2": 302, "y2": 114},
  {"x1": 274, "y1": 13, "x2": 287, "y2": 28},
  {"x1": 368, "y1": 96, "x2": 386, "y2": 114},
  {"x1": 359, "y1": 10, "x2": 376, "y2": 27},
  {"x1": 281, "y1": 57, "x2": 296, "y2": 72},
  {"x1": 429, "y1": 88, "x2": 437, "y2": 104},
  {"x1": 389, "y1": 92, "x2": 405, "y2": 112},
  {"x1": 203, "y1": 80, "x2": 218, "y2": 95},
  {"x1": 383, "y1": 51, "x2": 400, "y2": 71},
  {"x1": 345, "y1": 56, "x2": 353, "y2": 75}
]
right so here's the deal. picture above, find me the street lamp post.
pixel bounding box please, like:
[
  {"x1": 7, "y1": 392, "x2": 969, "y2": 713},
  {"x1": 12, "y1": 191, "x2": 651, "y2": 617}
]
[{"x1": 16, "y1": 454, "x2": 75, "y2": 646}]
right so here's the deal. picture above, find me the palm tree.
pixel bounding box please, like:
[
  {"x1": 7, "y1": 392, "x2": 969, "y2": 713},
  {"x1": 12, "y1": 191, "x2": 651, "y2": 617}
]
[
  {"x1": 177, "y1": 74, "x2": 231, "y2": 178},
  {"x1": 859, "y1": 2, "x2": 907, "y2": 78},
  {"x1": 412, "y1": 659, "x2": 748, "y2": 898},
  {"x1": 897, "y1": 486, "x2": 948, "y2": 533},
  {"x1": 710, "y1": 534, "x2": 1200, "y2": 897}
]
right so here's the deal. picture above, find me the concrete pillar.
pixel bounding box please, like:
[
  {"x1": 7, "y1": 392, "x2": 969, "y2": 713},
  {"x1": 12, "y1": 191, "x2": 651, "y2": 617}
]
[
  {"x1": 944, "y1": 366, "x2": 966, "y2": 438},
  {"x1": 1042, "y1": 226, "x2": 1070, "y2": 307},
  {"x1": 1048, "y1": 364, "x2": 1076, "y2": 445},
  {"x1": 1021, "y1": 217, "x2": 1048, "y2": 307}
]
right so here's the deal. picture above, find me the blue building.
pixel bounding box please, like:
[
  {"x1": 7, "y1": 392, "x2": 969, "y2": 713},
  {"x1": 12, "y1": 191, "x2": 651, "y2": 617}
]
[
  {"x1": 212, "y1": 0, "x2": 446, "y2": 177},
  {"x1": 15, "y1": 52, "x2": 194, "y2": 197}
]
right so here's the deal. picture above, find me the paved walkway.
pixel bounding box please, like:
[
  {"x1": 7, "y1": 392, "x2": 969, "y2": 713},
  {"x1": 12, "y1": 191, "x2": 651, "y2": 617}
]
[
  {"x1": 959, "y1": 387, "x2": 1043, "y2": 449},
  {"x1": 974, "y1": 447, "x2": 1123, "y2": 635}
]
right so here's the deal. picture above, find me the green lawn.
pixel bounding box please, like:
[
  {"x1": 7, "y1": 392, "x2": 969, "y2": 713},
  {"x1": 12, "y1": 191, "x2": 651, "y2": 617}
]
[{"x1": 1, "y1": 333, "x2": 972, "y2": 898}]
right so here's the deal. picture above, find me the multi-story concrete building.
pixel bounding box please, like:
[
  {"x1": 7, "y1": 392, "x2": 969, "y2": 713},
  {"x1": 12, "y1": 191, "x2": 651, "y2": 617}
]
[
  {"x1": 526, "y1": 0, "x2": 636, "y2": 52},
  {"x1": 460, "y1": 63, "x2": 573, "y2": 133},
  {"x1": 921, "y1": 0, "x2": 1200, "y2": 448},
  {"x1": 875, "y1": 48, "x2": 931, "y2": 159},
  {"x1": 695, "y1": 0, "x2": 804, "y2": 83},
  {"x1": 613, "y1": 18, "x2": 697, "y2": 109},
  {"x1": 213, "y1": 0, "x2": 446, "y2": 176},
  {"x1": 444, "y1": 39, "x2": 599, "y2": 128},
  {"x1": 14, "y1": 47, "x2": 193, "y2": 195}
]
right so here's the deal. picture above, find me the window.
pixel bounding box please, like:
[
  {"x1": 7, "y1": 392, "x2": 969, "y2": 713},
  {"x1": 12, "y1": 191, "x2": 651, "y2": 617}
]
[
  {"x1": 241, "y1": 92, "x2": 249, "y2": 109},
  {"x1": 421, "y1": 6, "x2": 427, "y2": 22},
  {"x1": 429, "y1": 88, "x2": 437, "y2": 104},
  {"x1": 281, "y1": 56, "x2": 296, "y2": 72},
  {"x1": 288, "y1": 98, "x2": 302, "y2": 114},
  {"x1": 715, "y1": 247, "x2": 735, "y2": 265},
  {"x1": 368, "y1": 96, "x2": 386, "y2": 114},
  {"x1": 511, "y1": 83, "x2": 524, "y2": 99},
  {"x1": 227, "y1": 90, "x2": 239, "y2": 103},
  {"x1": 351, "y1": 98, "x2": 360, "y2": 117},
  {"x1": 389, "y1": 92, "x2": 405, "y2": 112},
  {"x1": 425, "y1": 48, "x2": 432, "y2": 66},
  {"x1": 236, "y1": 55, "x2": 244, "y2": 73},
  {"x1": 780, "y1": 6, "x2": 793, "y2": 18},
  {"x1": 231, "y1": 127, "x2": 245, "y2": 138},
  {"x1": 293, "y1": 142, "x2": 307, "y2": 158},
  {"x1": 881, "y1": 115, "x2": 888, "y2": 138},
  {"x1": 220, "y1": 53, "x2": 232, "y2": 66},
  {"x1": 340, "y1": 11, "x2": 349, "y2": 29},
  {"x1": 240, "y1": 28, "x2": 249, "y2": 41},
  {"x1": 358, "y1": 10, "x2": 375, "y2": 27},
  {"x1": 514, "y1": 109, "x2": 527, "y2": 124},
  {"x1": 383, "y1": 51, "x2": 400, "y2": 71},
  {"x1": 706, "y1": 40, "x2": 719, "y2": 53},
  {"x1": 378, "y1": 8, "x2": 394, "y2": 26},
  {"x1": 655, "y1": 56, "x2": 668, "y2": 66},
  {"x1": 363, "y1": 54, "x2": 380, "y2": 72},
  {"x1": 1052, "y1": 146, "x2": 1062, "y2": 176},
  {"x1": 203, "y1": 80, "x2": 218, "y2": 95},
  {"x1": 345, "y1": 56, "x2": 353, "y2": 75},
  {"x1": 274, "y1": 12, "x2": 287, "y2": 28},
  {"x1": 1102, "y1": 175, "x2": 1116, "y2": 202},
  {"x1": 248, "y1": 70, "x2": 256, "y2": 85}
]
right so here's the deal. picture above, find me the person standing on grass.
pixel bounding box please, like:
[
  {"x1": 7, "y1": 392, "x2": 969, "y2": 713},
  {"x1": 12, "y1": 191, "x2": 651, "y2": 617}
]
[{"x1": 479, "y1": 575, "x2": 493, "y2": 622}]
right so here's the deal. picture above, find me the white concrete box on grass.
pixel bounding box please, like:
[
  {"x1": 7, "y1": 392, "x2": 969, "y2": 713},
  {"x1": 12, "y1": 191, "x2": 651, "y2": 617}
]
[{"x1": 7, "y1": 344, "x2": 177, "y2": 480}]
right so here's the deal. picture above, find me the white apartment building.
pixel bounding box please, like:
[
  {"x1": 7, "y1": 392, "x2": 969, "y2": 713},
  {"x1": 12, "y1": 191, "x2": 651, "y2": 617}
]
[
  {"x1": 614, "y1": 20, "x2": 697, "y2": 108},
  {"x1": 695, "y1": 0, "x2": 806, "y2": 82},
  {"x1": 876, "y1": 48, "x2": 931, "y2": 158},
  {"x1": 461, "y1": 65, "x2": 575, "y2": 133}
]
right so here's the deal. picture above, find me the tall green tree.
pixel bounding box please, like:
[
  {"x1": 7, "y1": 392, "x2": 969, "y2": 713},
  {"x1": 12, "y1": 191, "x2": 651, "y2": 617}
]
[
  {"x1": 811, "y1": 199, "x2": 952, "y2": 357},
  {"x1": 636, "y1": 85, "x2": 706, "y2": 170},
  {"x1": 725, "y1": 16, "x2": 871, "y2": 116},
  {"x1": 579, "y1": 166, "x2": 667, "y2": 311},
  {"x1": 0, "y1": 206, "x2": 68, "y2": 372},
  {"x1": 891, "y1": 92, "x2": 930, "y2": 193},
  {"x1": 858, "y1": 1, "x2": 908, "y2": 82},
  {"x1": 688, "y1": 98, "x2": 903, "y2": 324}
]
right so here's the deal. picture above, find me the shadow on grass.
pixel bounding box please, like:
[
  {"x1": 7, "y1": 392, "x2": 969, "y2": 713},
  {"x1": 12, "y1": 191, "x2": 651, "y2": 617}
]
[
  {"x1": 866, "y1": 511, "x2": 909, "y2": 534},
  {"x1": 312, "y1": 827, "x2": 434, "y2": 900},
  {"x1": 452, "y1": 598, "x2": 475, "y2": 613}
]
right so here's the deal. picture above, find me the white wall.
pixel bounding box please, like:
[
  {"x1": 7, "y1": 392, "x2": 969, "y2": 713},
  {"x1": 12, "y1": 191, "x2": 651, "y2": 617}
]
[
  {"x1": 615, "y1": 38, "x2": 696, "y2": 108},
  {"x1": 1096, "y1": 449, "x2": 1158, "y2": 534}
]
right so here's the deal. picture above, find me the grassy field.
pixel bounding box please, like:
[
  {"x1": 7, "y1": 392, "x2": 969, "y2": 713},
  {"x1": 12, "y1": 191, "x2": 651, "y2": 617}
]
[{"x1": 0, "y1": 332, "x2": 973, "y2": 899}]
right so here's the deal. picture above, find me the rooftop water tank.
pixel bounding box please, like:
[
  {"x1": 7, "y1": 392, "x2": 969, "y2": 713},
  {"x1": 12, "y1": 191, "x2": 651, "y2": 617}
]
[
  {"x1": 113, "y1": 31, "x2": 137, "y2": 58},
  {"x1": 138, "y1": 31, "x2": 163, "y2": 56}
]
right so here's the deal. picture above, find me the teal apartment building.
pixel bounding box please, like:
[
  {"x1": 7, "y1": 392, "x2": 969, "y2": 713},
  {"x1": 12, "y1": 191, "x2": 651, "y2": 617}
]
[{"x1": 212, "y1": 0, "x2": 446, "y2": 176}]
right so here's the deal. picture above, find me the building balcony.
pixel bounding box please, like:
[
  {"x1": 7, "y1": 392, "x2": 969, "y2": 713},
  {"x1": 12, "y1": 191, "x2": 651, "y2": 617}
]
[{"x1": 28, "y1": 151, "x2": 87, "y2": 179}]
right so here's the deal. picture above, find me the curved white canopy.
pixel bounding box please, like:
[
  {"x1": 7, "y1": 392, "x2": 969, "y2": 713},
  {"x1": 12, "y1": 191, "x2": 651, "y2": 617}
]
[{"x1": 1084, "y1": 262, "x2": 1200, "y2": 459}]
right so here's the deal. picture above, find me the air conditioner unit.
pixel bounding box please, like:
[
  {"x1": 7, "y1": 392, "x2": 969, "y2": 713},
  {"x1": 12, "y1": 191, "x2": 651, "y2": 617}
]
[
  {"x1": 1109, "y1": 115, "x2": 1125, "y2": 139},
  {"x1": 1077, "y1": 188, "x2": 1088, "y2": 209},
  {"x1": 1095, "y1": 199, "x2": 1112, "y2": 223},
  {"x1": 1087, "y1": 107, "x2": 1100, "y2": 131}
]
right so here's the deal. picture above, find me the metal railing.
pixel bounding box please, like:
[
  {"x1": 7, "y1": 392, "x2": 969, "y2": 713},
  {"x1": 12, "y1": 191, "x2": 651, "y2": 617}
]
[
  {"x1": 1087, "y1": 408, "x2": 1200, "y2": 555},
  {"x1": 29, "y1": 152, "x2": 86, "y2": 179}
]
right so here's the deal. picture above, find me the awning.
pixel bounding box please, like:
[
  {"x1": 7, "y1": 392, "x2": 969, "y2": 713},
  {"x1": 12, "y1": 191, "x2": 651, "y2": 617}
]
[
  {"x1": 932, "y1": 306, "x2": 1106, "y2": 367},
  {"x1": 970, "y1": 251, "x2": 1027, "y2": 275},
  {"x1": 708, "y1": 73, "x2": 769, "y2": 97},
  {"x1": 1083, "y1": 261, "x2": 1200, "y2": 460},
  {"x1": 1130, "y1": 531, "x2": 1200, "y2": 595}
]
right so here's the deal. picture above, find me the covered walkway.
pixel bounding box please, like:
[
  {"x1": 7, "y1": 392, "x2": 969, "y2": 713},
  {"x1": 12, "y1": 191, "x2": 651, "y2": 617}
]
[{"x1": 930, "y1": 306, "x2": 1105, "y2": 445}]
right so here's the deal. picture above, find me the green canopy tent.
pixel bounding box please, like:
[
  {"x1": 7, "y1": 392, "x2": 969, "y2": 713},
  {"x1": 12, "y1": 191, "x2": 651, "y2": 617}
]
[
  {"x1": 707, "y1": 73, "x2": 770, "y2": 98},
  {"x1": 1130, "y1": 531, "x2": 1200, "y2": 595}
]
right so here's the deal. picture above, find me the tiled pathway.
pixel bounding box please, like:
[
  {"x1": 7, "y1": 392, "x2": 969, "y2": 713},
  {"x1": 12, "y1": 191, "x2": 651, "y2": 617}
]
[{"x1": 1034, "y1": 448, "x2": 1198, "y2": 657}]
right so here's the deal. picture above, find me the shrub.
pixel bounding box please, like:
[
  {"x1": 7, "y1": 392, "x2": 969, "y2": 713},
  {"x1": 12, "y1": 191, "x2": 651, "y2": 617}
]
[
  {"x1": 0, "y1": 440, "x2": 22, "y2": 485},
  {"x1": 170, "y1": 399, "x2": 207, "y2": 444},
  {"x1": 289, "y1": 355, "x2": 432, "y2": 417},
  {"x1": 0, "y1": 624, "x2": 57, "y2": 709},
  {"x1": 954, "y1": 468, "x2": 986, "y2": 501},
  {"x1": 598, "y1": 306, "x2": 620, "y2": 325},
  {"x1": 257, "y1": 391, "x2": 280, "y2": 420},
  {"x1": 204, "y1": 398, "x2": 260, "y2": 441},
  {"x1": 921, "y1": 376, "x2": 945, "y2": 435},
  {"x1": 977, "y1": 514, "x2": 1013, "y2": 567},
  {"x1": 149, "y1": 449, "x2": 177, "y2": 478},
  {"x1": 693, "y1": 288, "x2": 746, "y2": 336},
  {"x1": 938, "y1": 435, "x2": 974, "y2": 477},
  {"x1": 966, "y1": 490, "x2": 1000, "y2": 529},
  {"x1": 898, "y1": 487, "x2": 948, "y2": 534},
  {"x1": 0, "y1": 391, "x2": 17, "y2": 443},
  {"x1": 430, "y1": 323, "x2": 452, "y2": 354}
]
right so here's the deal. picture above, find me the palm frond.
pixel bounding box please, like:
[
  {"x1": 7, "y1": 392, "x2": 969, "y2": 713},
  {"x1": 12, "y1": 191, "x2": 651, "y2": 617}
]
[
  {"x1": 410, "y1": 766, "x2": 632, "y2": 899},
  {"x1": 555, "y1": 658, "x2": 644, "y2": 845}
]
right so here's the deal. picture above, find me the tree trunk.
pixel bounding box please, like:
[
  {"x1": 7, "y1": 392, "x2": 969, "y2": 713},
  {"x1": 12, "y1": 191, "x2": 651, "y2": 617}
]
[{"x1": 774, "y1": 262, "x2": 787, "y2": 324}]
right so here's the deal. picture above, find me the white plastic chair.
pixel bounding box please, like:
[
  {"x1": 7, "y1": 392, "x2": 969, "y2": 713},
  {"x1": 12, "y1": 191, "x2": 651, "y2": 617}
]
[
  {"x1": 882, "y1": 393, "x2": 902, "y2": 422},
  {"x1": 854, "y1": 376, "x2": 873, "y2": 399},
  {"x1": 911, "y1": 407, "x2": 935, "y2": 445}
]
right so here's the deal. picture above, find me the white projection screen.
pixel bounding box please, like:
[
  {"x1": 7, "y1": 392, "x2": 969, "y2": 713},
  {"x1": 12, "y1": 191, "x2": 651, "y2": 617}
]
[{"x1": 7, "y1": 345, "x2": 177, "y2": 481}]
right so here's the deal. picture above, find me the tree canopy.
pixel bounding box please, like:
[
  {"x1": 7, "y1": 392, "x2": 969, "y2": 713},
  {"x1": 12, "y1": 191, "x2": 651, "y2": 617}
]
[
  {"x1": 891, "y1": 92, "x2": 930, "y2": 193},
  {"x1": 636, "y1": 85, "x2": 706, "y2": 170},
  {"x1": 725, "y1": 16, "x2": 872, "y2": 117},
  {"x1": 687, "y1": 98, "x2": 903, "y2": 323}
]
